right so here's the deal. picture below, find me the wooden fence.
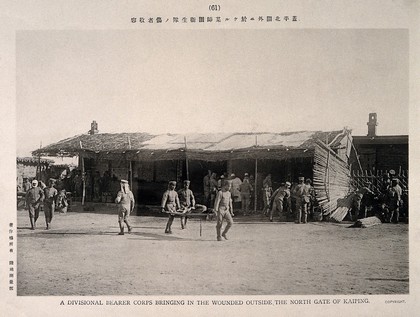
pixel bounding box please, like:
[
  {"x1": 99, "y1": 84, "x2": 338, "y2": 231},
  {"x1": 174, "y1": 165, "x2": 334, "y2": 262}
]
[{"x1": 351, "y1": 170, "x2": 408, "y2": 193}]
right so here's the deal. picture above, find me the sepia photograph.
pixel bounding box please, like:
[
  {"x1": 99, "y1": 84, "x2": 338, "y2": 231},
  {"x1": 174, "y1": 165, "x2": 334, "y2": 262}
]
[
  {"x1": 1, "y1": 1, "x2": 419, "y2": 316},
  {"x1": 15, "y1": 29, "x2": 409, "y2": 296}
]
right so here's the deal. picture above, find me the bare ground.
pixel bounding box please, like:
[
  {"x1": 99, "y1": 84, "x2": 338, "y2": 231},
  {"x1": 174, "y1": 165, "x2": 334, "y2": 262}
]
[{"x1": 16, "y1": 208, "x2": 408, "y2": 296}]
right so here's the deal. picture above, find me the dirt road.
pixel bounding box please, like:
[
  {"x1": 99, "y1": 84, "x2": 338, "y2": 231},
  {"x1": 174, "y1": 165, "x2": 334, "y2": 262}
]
[{"x1": 17, "y1": 209, "x2": 408, "y2": 296}]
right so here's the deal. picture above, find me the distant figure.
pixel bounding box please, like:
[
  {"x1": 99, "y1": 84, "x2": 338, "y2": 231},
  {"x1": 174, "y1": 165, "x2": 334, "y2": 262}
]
[
  {"x1": 230, "y1": 173, "x2": 243, "y2": 207},
  {"x1": 25, "y1": 180, "x2": 45, "y2": 230},
  {"x1": 305, "y1": 179, "x2": 315, "y2": 219},
  {"x1": 270, "y1": 182, "x2": 291, "y2": 222},
  {"x1": 43, "y1": 178, "x2": 58, "y2": 230},
  {"x1": 292, "y1": 176, "x2": 311, "y2": 224},
  {"x1": 239, "y1": 175, "x2": 253, "y2": 215},
  {"x1": 352, "y1": 184, "x2": 374, "y2": 221},
  {"x1": 262, "y1": 174, "x2": 273, "y2": 215},
  {"x1": 203, "y1": 170, "x2": 212, "y2": 206},
  {"x1": 386, "y1": 178, "x2": 403, "y2": 223},
  {"x1": 214, "y1": 180, "x2": 234, "y2": 241},
  {"x1": 161, "y1": 181, "x2": 181, "y2": 234},
  {"x1": 115, "y1": 180, "x2": 135, "y2": 235},
  {"x1": 56, "y1": 190, "x2": 69, "y2": 214},
  {"x1": 209, "y1": 173, "x2": 218, "y2": 207},
  {"x1": 22, "y1": 178, "x2": 31, "y2": 192},
  {"x1": 178, "y1": 180, "x2": 196, "y2": 229}
]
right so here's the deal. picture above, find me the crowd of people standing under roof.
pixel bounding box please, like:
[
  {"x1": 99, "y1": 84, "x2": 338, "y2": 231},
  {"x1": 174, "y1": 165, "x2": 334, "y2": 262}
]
[{"x1": 202, "y1": 170, "x2": 318, "y2": 224}]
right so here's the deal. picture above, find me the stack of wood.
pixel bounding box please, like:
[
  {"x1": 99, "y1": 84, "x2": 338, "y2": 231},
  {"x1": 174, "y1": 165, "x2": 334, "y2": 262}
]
[
  {"x1": 313, "y1": 141, "x2": 353, "y2": 222},
  {"x1": 351, "y1": 216, "x2": 382, "y2": 228}
]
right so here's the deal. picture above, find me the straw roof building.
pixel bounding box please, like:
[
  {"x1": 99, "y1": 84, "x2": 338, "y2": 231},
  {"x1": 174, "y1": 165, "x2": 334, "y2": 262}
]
[{"x1": 32, "y1": 122, "x2": 354, "y2": 218}]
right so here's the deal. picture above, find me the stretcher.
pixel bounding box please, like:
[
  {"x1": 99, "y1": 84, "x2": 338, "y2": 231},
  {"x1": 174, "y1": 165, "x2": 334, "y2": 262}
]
[{"x1": 162, "y1": 205, "x2": 213, "y2": 236}]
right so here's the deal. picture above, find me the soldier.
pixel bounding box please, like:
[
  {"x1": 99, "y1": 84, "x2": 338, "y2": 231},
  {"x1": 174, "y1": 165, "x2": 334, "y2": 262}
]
[
  {"x1": 230, "y1": 173, "x2": 243, "y2": 209},
  {"x1": 43, "y1": 178, "x2": 58, "y2": 230},
  {"x1": 203, "y1": 170, "x2": 212, "y2": 207},
  {"x1": 269, "y1": 182, "x2": 291, "y2": 222},
  {"x1": 292, "y1": 176, "x2": 311, "y2": 224},
  {"x1": 178, "y1": 180, "x2": 196, "y2": 229},
  {"x1": 239, "y1": 175, "x2": 253, "y2": 215},
  {"x1": 115, "y1": 180, "x2": 135, "y2": 235},
  {"x1": 161, "y1": 181, "x2": 181, "y2": 234},
  {"x1": 25, "y1": 180, "x2": 45, "y2": 230},
  {"x1": 262, "y1": 174, "x2": 273, "y2": 215},
  {"x1": 214, "y1": 180, "x2": 234, "y2": 241},
  {"x1": 387, "y1": 178, "x2": 403, "y2": 223},
  {"x1": 305, "y1": 179, "x2": 315, "y2": 220},
  {"x1": 209, "y1": 172, "x2": 218, "y2": 207},
  {"x1": 351, "y1": 183, "x2": 374, "y2": 220}
]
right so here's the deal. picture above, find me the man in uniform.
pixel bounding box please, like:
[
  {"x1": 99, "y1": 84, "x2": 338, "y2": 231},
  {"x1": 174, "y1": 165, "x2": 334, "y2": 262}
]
[
  {"x1": 351, "y1": 183, "x2": 374, "y2": 220},
  {"x1": 292, "y1": 176, "x2": 311, "y2": 224},
  {"x1": 178, "y1": 180, "x2": 196, "y2": 229},
  {"x1": 43, "y1": 178, "x2": 58, "y2": 230},
  {"x1": 239, "y1": 174, "x2": 253, "y2": 215},
  {"x1": 209, "y1": 172, "x2": 219, "y2": 208},
  {"x1": 269, "y1": 182, "x2": 291, "y2": 222},
  {"x1": 203, "y1": 170, "x2": 212, "y2": 207},
  {"x1": 262, "y1": 174, "x2": 273, "y2": 215},
  {"x1": 115, "y1": 179, "x2": 135, "y2": 235},
  {"x1": 161, "y1": 181, "x2": 181, "y2": 234},
  {"x1": 214, "y1": 180, "x2": 234, "y2": 241},
  {"x1": 25, "y1": 180, "x2": 45, "y2": 230},
  {"x1": 387, "y1": 178, "x2": 403, "y2": 223},
  {"x1": 230, "y1": 173, "x2": 243, "y2": 209}
]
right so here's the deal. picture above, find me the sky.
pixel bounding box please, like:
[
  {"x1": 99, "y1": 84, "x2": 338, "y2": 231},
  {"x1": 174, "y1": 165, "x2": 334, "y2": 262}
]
[{"x1": 16, "y1": 29, "x2": 408, "y2": 156}]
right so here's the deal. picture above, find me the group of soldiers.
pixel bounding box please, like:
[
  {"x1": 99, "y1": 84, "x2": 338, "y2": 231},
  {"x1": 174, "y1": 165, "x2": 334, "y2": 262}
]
[
  {"x1": 23, "y1": 178, "x2": 69, "y2": 230},
  {"x1": 263, "y1": 175, "x2": 316, "y2": 224},
  {"x1": 160, "y1": 178, "x2": 232, "y2": 241},
  {"x1": 351, "y1": 173, "x2": 405, "y2": 223}
]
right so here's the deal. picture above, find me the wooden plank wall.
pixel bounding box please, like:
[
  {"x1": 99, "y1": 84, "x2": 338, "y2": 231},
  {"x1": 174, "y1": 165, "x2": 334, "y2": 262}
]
[{"x1": 313, "y1": 142, "x2": 352, "y2": 220}]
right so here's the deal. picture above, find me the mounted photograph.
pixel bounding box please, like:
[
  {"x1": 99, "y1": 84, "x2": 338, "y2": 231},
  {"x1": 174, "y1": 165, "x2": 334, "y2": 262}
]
[{"x1": 15, "y1": 29, "x2": 408, "y2": 296}]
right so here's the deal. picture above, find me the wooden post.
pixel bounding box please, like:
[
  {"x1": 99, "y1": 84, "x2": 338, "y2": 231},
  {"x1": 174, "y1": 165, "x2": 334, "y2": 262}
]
[
  {"x1": 254, "y1": 134, "x2": 258, "y2": 213},
  {"x1": 184, "y1": 136, "x2": 189, "y2": 180},
  {"x1": 81, "y1": 156, "x2": 86, "y2": 206},
  {"x1": 129, "y1": 161, "x2": 133, "y2": 188},
  {"x1": 254, "y1": 158, "x2": 258, "y2": 213}
]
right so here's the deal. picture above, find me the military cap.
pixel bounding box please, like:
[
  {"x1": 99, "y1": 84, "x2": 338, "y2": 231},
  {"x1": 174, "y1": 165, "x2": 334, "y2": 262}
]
[
  {"x1": 285, "y1": 181, "x2": 292, "y2": 187},
  {"x1": 120, "y1": 179, "x2": 129, "y2": 184},
  {"x1": 169, "y1": 181, "x2": 177, "y2": 186},
  {"x1": 183, "y1": 180, "x2": 190, "y2": 184}
]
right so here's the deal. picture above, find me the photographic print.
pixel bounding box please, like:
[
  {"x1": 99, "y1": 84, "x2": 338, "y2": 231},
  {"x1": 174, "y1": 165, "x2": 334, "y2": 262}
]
[{"x1": 2, "y1": 1, "x2": 419, "y2": 316}]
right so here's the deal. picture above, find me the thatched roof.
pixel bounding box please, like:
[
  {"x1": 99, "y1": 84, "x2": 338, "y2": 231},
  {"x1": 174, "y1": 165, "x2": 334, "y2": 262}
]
[
  {"x1": 32, "y1": 130, "x2": 349, "y2": 161},
  {"x1": 17, "y1": 157, "x2": 54, "y2": 165}
]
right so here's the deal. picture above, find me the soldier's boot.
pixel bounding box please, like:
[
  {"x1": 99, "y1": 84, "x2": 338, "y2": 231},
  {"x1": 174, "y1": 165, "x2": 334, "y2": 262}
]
[
  {"x1": 124, "y1": 220, "x2": 132, "y2": 233},
  {"x1": 118, "y1": 222, "x2": 124, "y2": 235},
  {"x1": 165, "y1": 223, "x2": 172, "y2": 234},
  {"x1": 30, "y1": 218, "x2": 35, "y2": 230}
]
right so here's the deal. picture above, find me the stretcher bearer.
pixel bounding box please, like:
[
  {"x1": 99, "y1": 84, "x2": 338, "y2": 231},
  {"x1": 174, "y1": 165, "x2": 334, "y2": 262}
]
[
  {"x1": 115, "y1": 179, "x2": 135, "y2": 235},
  {"x1": 214, "y1": 180, "x2": 234, "y2": 241},
  {"x1": 161, "y1": 181, "x2": 181, "y2": 234},
  {"x1": 178, "y1": 180, "x2": 196, "y2": 229}
]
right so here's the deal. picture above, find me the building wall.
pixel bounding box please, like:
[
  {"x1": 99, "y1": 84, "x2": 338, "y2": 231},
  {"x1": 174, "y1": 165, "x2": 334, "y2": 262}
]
[{"x1": 352, "y1": 142, "x2": 408, "y2": 172}]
